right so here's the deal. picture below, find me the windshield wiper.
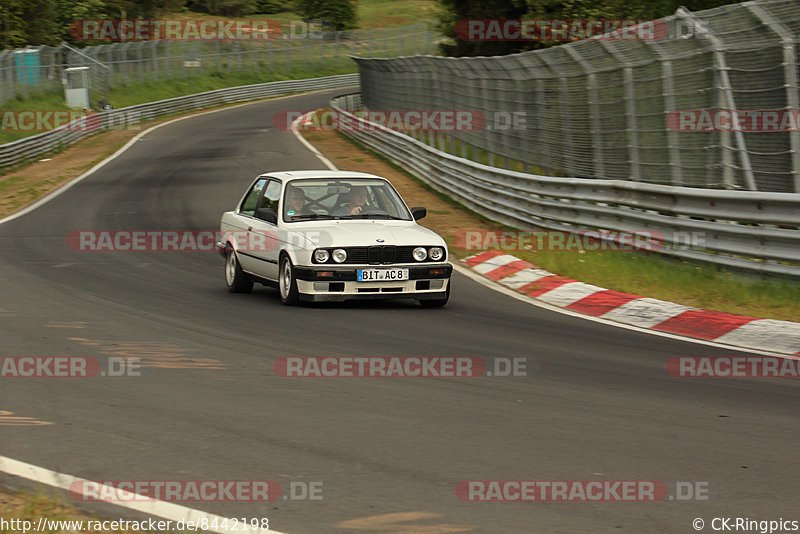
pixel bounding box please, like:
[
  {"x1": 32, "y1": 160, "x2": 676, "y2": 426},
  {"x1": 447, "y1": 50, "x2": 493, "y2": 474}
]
[
  {"x1": 289, "y1": 213, "x2": 332, "y2": 221},
  {"x1": 338, "y1": 213, "x2": 406, "y2": 220}
]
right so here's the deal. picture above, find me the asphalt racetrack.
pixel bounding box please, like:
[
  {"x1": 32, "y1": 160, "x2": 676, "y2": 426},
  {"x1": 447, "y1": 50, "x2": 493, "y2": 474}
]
[{"x1": 1, "y1": 89, "x2": 798, "y2": 533}]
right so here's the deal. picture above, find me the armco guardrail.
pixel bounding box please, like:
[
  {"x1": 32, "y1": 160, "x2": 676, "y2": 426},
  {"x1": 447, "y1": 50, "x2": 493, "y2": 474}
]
[
  {"x1": 331, "y1": 93, "x2": 800, "y2": 278},
  {"x1": 0, "y1": 73, "x2": 358, "y2": 170}
]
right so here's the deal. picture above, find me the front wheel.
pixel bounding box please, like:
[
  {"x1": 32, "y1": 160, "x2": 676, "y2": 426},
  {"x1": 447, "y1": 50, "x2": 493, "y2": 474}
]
[
  {"x1": 225, "y1": 250, "x2": 253, "y2": 293},
  {"x1": 279, "y1": 255, "x2": 300, "y2": 306},
  {"x1": 419, "y1": 282, "x2": 450, "y2": 308}
]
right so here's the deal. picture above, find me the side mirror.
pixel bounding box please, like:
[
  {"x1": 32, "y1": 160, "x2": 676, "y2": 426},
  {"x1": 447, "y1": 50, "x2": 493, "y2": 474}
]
[
  {"x1": 255, "y1": 208, "x2": 278, "y2": 224},
  {"x1": 411, "y1": 207, "x2": 427, "y2": 221}
]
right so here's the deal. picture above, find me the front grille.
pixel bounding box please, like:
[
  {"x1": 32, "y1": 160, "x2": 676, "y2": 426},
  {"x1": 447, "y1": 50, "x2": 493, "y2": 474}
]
[
  {"x1": 343, "y1": 247, "x2": 368, "y2": 264},
  {"x1": 395, "y1": 246, "x2": 416, "y2": 263},
  {"x1": 367, "y1": 246, "x2": 396, "y2": 264},
  {"x1": 356, "y1": 245, "x2": 415, "y2": 264}
]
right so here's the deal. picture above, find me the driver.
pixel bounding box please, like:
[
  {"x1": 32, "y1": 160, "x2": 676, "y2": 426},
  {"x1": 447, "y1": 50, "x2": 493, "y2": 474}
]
[{"x1": 284, "y1": 187, "x2": 309, "y2": 218}]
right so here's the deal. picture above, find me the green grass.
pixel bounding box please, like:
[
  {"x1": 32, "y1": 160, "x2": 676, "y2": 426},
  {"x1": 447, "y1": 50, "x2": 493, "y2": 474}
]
[
  {"x1": 501, "y1": 248, "x2": 800, "y2": 322},
  {"x1": 356, "y1": 0, "x2": 436, "y2": 28},
  {"x1": 159, "y1": 1, "x2": 435, "y2": 29},
  {"x1": 333, "y1": 128, "x2": 800, "y2": 322},
  {"x1": 1, "y1": 0, "x2": 438, "y2": 144},
  {"x1": 0, "y1": 488, "x2": 165, "y2": 534},
  {"x1": 108, "y1": 65, "x2": 356, "y2": 108},
  {"x1": 0, "y1": 65, "x2": 357, "y2": 145},
  {"x1": 410, "y1": 129, "x2": 557, "y2": 175},
  {"x1": 0, "y1": 92, "x2": 82, "y2": 143},
  {"x1": 390, "y1": 124, "x2": 800, "y2": 319}
]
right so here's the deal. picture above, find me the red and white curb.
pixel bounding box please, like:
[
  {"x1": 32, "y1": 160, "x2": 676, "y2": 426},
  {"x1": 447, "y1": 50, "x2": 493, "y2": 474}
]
[{"x1": 463, "y1": 250, "x2": 800, "y2": 356}]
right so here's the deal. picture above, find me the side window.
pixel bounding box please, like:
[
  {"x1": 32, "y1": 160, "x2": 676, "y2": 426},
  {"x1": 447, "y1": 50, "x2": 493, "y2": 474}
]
[
  {"x1": 239, "y1": 178, "x2": 267, "y2": 216},
  {"x1": 262, "y1": 180, "x2": 281, "y2": 213}
]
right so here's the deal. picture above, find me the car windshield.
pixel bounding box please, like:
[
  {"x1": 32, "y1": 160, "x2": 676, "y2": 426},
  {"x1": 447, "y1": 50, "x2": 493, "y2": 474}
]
[{"x1": 282, "y1": 178, "x2": 413, "y2": 222}]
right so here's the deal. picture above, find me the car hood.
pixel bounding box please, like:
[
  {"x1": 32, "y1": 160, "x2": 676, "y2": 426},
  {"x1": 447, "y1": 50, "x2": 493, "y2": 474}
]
[{"x1": 291, "y1": 221, "x2": 446, "y2": 248}]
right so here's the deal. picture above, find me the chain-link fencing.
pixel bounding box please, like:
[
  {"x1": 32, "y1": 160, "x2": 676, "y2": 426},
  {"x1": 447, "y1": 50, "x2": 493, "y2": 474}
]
[
  {"x1": 331, "y1": 93, "x2": 800, "y2": 277},
  {"x1": 354, "y1": 0, "x2": 800, "y2": 192},
  {"x1": 0, "y1": 23, "x2": 434, "y2": 109}
]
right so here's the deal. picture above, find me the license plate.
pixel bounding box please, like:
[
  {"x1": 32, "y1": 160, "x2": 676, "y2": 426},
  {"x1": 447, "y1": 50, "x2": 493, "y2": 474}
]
[{"x1": 357, "y1": 268, "x2": 409, "y2": 282}]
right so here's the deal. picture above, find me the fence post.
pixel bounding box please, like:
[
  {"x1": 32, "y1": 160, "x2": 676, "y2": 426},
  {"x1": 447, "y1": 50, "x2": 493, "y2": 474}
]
[
  {"x1": 152, "y1": 41, "x2": 159, "y2": 80},
  {"x1": 678, "y1": 7, "x2": 757, "y2": 190},
  {"x1": 598, "y1": 40, "x2": 641, "y2": 181},
  {"x1": 536, "y1": 53, "x2": 574, "y2": 176},
  {"x1": 747, "y1": 2, "x2": 800, "y2": 193},
  {"x1": 646, "y1": 38, "x2": 684, "y2": 186},
  {"x1": 137, "y1": 41, "x2": 145, "y2": 83},
  {"x1": 565, "y1": 46, "x2": 604, "y2": 179},
  {"x1": 479, "y1": 77, "x2": 495, "y2": 167},
  {"x1": 0, "y1": 52, "x2": 6, "y2": 105}
]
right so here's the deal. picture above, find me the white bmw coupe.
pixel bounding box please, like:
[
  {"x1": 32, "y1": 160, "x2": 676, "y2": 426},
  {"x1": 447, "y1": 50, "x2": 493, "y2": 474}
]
[{"x1": 218, "y1": 171, "x2": 452, "y2": 306}]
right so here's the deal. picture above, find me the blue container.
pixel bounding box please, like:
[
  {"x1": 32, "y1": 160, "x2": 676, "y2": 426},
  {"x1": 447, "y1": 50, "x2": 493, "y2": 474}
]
[{"x1": 14, "y1": 49, "x2": 41, "y2": 85}]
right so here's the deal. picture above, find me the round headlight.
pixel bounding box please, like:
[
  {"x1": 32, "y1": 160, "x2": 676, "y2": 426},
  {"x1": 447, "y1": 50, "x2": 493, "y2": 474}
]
[
  {"x1": 413, "y1": 247, "x2": 427, "y2": 261},
  {"x1": 332, "y1": 248, "x2": 347, "y2": 263},
  {"x1": 314, "y1": 249, "x2": 330, "y2": 263},
  {"x1": 429, "y1": 247, "x2": 444, "y2": 261}
]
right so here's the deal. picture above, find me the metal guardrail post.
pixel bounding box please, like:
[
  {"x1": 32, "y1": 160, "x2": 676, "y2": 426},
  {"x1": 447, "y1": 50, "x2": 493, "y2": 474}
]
[
  {"x1": 678, "y1": 7, "x2": 757, "y2": 191},
  {"x1": 330, "y1": 93, "x2": 800, "y2": 277},
  {"x1": 747, "y1": 2, "x2": 800, "y2": 193}
]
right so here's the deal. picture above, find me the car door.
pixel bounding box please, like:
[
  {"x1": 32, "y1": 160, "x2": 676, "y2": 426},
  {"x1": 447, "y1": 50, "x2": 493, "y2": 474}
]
[
  {"x1": 228, "y1": 177, "x2": 266, "y2": 275},
  {"x1": 246, "y1": 178, "x2": 282, "y2": 281}
]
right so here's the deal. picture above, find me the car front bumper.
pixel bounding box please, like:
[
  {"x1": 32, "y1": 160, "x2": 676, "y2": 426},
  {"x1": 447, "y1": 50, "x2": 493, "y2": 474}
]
[{"x1": 293, "y1": 264, "x2": 452, "y2": 302}]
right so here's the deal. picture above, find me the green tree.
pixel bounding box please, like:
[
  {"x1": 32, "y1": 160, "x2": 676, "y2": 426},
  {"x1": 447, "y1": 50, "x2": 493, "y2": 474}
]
[
  {"x1": 437, "y1": 0, "x2": 744, "y2": 57},
  {"x1": 187, "y1": 0, "x2": 259, "y2": 17},
  {"x1": 255, "y1": 0, "x2": 290, "y2": 14},
  {"x1": 1, "y1": 0, "x2": 29, "y2": 48},
  {"x1": 436, "y1": 0, "x2": 530, "y2": 57},
  {"x1": 1, "y1": 0, "x2": 64, "y2": 47},
  {"x1": 295, "y1": 0, "x2": 357, "y2": 31}
]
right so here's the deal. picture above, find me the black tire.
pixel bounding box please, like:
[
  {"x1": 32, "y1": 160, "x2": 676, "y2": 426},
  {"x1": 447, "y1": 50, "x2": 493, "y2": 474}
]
[
  {"x1": 419, "y1": 282, "x2": 450, "y2": 308},
  {"x1": 225, "y1": 249, "x2": 253, "y2": 293},
  {"x1": 279, "y1": 254, "x2": 300, "y2": 306}
]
